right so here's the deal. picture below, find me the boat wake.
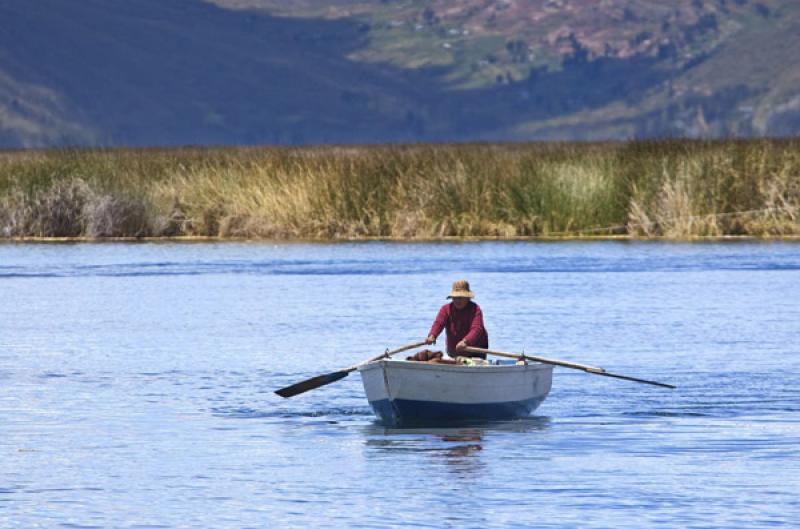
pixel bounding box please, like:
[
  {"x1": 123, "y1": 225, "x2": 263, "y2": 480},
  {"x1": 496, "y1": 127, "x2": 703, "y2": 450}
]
[{"x1": 211, "y1": 405, "x2": 374, "y2": 420}]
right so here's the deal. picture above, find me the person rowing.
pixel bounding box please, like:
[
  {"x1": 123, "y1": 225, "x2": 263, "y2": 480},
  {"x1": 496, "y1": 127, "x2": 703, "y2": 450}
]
[
  {"x1": 276, "y1": 280, "x2": 674, "y2": 399},
  {"x1": 421, "y1": 279, "x2": 489, "y2": 361}
]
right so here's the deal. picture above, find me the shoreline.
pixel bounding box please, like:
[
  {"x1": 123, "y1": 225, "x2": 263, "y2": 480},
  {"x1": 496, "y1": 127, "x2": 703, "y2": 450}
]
[{"x1": 3, "y1": 234, "x2": 800, "y2": 243}]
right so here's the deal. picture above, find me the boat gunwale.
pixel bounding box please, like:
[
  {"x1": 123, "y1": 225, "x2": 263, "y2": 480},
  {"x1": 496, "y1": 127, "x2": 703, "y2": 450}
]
[{"x1": 357, "y1": 358, "x2": 553, "y2": 374}]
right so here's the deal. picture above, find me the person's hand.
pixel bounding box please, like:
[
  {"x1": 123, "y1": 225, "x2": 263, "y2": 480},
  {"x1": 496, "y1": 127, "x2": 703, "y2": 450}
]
[
  {"x1": 455, "y1": 340, "x2": 467, "y2": 353},
  {"x1": 425, "y1": 335, "x2": 436, "y2": 345}
]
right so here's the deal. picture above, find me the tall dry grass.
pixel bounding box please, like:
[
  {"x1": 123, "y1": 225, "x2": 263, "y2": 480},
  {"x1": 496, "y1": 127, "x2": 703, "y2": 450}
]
[{"x1": 0, "y1": 140, "x2": 798, "y2": 239}]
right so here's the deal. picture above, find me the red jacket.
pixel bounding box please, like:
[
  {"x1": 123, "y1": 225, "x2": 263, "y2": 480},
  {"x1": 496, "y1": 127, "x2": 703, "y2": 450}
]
[{"x1": 428, "y1": 301, "x2": 489, "y2": 356}]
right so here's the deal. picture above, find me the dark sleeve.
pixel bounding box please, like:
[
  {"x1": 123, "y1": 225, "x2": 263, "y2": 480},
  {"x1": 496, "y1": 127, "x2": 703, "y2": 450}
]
[
  {"x1": 463, "y1": 304, "x2": 485, "y2": 346},
  {"x1": 428, "y1": 305, "x2": 448, "y2": 338}
]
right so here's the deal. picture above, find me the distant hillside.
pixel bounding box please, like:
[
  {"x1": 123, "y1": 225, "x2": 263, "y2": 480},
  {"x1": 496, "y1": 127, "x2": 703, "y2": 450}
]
[{"x1": 1, "y1": 0, "x2": 799, "y2": 147}]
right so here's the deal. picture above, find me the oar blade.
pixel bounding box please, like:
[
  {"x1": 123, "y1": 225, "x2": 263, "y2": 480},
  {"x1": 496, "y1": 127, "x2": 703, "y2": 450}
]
[
  {"x1": 274, "y1": 340, "x2": 427, "y2": 399},
  {"x1": 597, "y1": 371, "x2": 676, "y2": 389},
  {"x1": 275, "y1": 370, "x2": 349, "y2": 398}
]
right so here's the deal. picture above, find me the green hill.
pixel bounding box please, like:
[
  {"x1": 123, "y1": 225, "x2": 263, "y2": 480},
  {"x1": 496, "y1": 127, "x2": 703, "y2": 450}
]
[{"x1": 1, "y1": 0, "x2": 799, "y2": 147}]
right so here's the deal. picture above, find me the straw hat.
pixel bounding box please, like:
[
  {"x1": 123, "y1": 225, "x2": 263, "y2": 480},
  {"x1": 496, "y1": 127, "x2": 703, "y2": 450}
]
[{"x1": 447, "y1": 279, "x2": 475, "y2": 299}]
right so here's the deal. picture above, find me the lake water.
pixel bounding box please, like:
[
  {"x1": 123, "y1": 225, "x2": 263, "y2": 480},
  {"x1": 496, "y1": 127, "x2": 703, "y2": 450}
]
[{"x1": 1, "y1": 241, "x2": 799, "y2": 528}]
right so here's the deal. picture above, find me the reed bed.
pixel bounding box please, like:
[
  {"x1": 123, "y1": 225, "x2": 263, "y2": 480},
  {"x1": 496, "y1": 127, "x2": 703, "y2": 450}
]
[{"x1": 0, "y1": 140, "x2": 798, "y2": 239}]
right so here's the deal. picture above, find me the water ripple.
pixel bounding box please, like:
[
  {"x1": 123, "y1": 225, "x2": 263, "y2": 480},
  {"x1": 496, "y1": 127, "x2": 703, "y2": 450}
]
[
  {"x1": 1, "y1": 243, "x2": 799, "y2": 279},
  {"x1": 3, "y1": 241, "x2": 800, "y2": 529}
]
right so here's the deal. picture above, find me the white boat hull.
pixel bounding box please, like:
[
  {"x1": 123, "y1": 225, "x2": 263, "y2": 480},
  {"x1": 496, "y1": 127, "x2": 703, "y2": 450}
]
[{"x1": 358, "y1": 359, "x2": 553, "y2": 426}]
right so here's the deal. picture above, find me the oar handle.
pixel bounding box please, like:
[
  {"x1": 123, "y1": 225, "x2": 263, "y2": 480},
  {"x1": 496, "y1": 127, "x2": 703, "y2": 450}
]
[
  {"x1": 465, "y1": 346, "x2": 675, "y2": 389},
  {"x1": 465, "y1": 347, "x2": 605, "y2": 372},
  {"x1": 344, "y1": 340, "x2": 428, "y2": 372}
]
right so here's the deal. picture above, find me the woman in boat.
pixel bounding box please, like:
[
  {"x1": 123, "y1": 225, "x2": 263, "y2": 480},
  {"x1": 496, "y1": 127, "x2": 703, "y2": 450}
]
[{"x1": 425, "y1": 279, "x2": 489, "y2": 359}]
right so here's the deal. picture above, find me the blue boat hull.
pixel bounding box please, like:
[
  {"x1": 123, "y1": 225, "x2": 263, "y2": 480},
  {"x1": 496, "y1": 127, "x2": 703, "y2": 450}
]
[
  {"x1": 368, "y1": 396, "x2": 547, "y2": 427},
  {"x1": 359, "y1": 360, "x2": 553, "y2": 427}
]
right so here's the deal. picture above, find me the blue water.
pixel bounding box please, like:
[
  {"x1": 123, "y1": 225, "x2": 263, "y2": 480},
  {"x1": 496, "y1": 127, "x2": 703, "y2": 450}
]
[{"x1": 1, "y1": 241, "x2": 799, "y2": 528}]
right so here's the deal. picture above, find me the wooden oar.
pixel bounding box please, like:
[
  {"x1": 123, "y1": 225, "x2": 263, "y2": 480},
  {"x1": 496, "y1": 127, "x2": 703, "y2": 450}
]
[
  {"x1": 465, "y1": 346, "x2": 675, "y2": 389},
  {"x1": 275, "y1": 340, "x2": 427, "y2": 398}
]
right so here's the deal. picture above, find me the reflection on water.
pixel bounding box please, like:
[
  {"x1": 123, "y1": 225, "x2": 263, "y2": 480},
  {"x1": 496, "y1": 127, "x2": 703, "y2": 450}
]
[
  {"x1": 365, "y1": 429, "x2": 484, "y2": 453},
  {"x1": 364, "y1": 427, "x2": 487, "y2": 476},
  {"x1": 361, "y1": 418, "x2": 551, "y2": 476},
  {"x1": 363, "y1": 416, "x2": 551, "y2": 443}
]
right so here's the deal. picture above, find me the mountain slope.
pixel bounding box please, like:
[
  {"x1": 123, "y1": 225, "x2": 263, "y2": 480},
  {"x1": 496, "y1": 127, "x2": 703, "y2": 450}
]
[
  {"x1": 0, "y1": 0, "x2": 443, "y2": 147},
  {"x1": 1, "y1": 0, "x2": 799, "y2": 147}
]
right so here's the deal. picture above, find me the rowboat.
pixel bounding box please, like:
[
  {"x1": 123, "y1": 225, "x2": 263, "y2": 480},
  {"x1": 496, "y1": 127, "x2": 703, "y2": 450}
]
[
  {"x1": 358, "y1": 359, "x2": 553, "y2": 427},
  {"x1": 275, "y1": 343, "x2": 672, "y2": 414}
]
